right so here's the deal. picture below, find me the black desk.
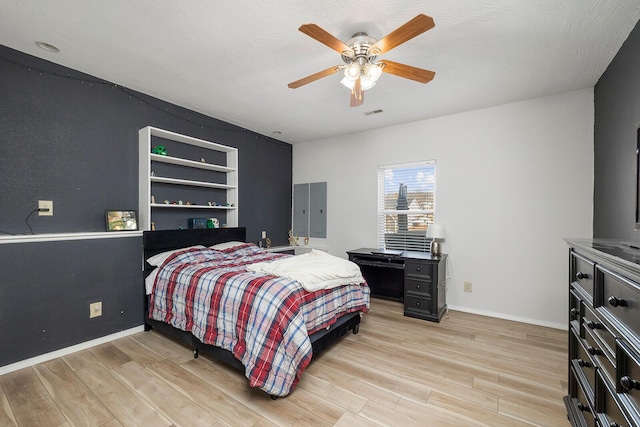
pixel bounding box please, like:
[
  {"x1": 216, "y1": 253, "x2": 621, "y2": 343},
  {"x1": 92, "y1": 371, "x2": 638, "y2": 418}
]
[{"x1": 347, "y1": 248, "x2": 447, "y2": 322}]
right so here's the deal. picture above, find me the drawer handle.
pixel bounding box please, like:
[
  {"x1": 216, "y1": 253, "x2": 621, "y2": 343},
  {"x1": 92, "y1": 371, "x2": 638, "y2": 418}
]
[
  {"x1": 570, "y1": 308, "x2": 579, "y2": 318},
  {"x1": 608, "y1": 296, "x2": 627, "y2": 308},
  {"x1": 416, "y1": 267, "x2": 421, "y2": 272},
  {"x1": 586, "y1": 346, "x2": 602, "y2": 356},
  {"x1": 609, "y1": 423, "x2": 621, "y2": 427},
  {"x1": 415, "y1": 301, "x2": 421, "y2": 307},
  {"x1": 577, "y1": 359, "x2": 591, "y2": 368},
  {"x1": 577, "y1": 402, "x2": 588, "y2": 412},
  {"x1": 576, "y1": 272, "x2": 589, "y2": 280},
  {"x1": 620, "y1": 376, "x2": 640, "y2": 391},
  {"x1": 586, "y1": 320, "x2": 601, "y2": 330}
]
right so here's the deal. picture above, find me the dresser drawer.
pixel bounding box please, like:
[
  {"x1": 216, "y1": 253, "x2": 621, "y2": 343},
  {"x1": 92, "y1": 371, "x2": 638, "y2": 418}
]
[
  {"x1": 597, "y1": 370, "x2": 633, "y2": 427},
  {"x1": 600, "y1": 266, "x2": 640, "y2": 338},
  {"x1": 572, "y1": 368, "x2": 597, "y2": 427},
  {"x1": 572, "y1": 330, "x2": 596, "y2": 405},
  {"x1": 617, "y1": 340, "x2": 640, "y2": 420},
  {"x1": 585, "y1": 327, "x2": 615, "y2": 385},
  {"x1": 583, "y1": 305, "x2": 616, "y2": 362},
  {"x1": 572, "y1": 251, "x2": 595, "y2": 301}
]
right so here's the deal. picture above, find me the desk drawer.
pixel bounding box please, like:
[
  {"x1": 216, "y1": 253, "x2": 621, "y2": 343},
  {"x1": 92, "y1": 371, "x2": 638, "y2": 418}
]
[
  {"x1": 404, "y1": 295, "x2": 432, "y2": 315},
  {"x1": 404, "y1": 261, "x2": 433, "y2": 281},
  {"x1": 405, "y1": 278, "x2": 432, "y2": 299}
]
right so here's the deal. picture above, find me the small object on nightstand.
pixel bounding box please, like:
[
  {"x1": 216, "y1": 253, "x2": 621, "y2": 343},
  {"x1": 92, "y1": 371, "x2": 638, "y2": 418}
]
[{"x1": 266, "y1": 237, "x2": 271, "y2": 249}]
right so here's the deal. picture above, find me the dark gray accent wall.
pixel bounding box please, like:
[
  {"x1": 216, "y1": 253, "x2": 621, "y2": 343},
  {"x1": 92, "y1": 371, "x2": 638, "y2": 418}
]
[
  {"x1": 0, "y1": 45, "x2": 292, "y2": 367},
  {"x1": 594, "y1": 20, "x2": 640, "y2": 239},
  {"x1": 0, "y1": 45, "x2": 292, "y2": 243}
]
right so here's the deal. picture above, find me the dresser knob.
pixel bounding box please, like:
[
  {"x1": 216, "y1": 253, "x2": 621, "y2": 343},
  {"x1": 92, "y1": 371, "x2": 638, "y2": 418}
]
[
  {"x1": 609, "y1": 423, "x2": 621, "y2": 427},
  {"x1": 586, "y1": 346, "x2": 602, "y2": 356},
  {"x1": 577, "y1": 359, "x2": 591, "y2": 368},
  {"x1": 586, "y1": 320, "x2": 601, "y2": 330},
  {"x1": 416, "y1": 267, "x2": 421, "y2": 272},
  {"x1": 577, "y1": 402, "x2": 588, "y2": 412},
  {"x1": 416, "y1": 284, "x2": 421, "y2": 290},
  {"x1": 415, "y1": 301, "x2": 421, "y2": 307},
  {"x1": 570, "y1": 308, "x2": 579, "y2": 317},
  {"x1": 620, "y1": 376, "x2": 640, "y2": 391},
  {"x1": 576, "y1": 272, "x2": 588, "y2": 280},
  {"x1": 608, "y1": 296, "x2": 627, "y2": 308}
]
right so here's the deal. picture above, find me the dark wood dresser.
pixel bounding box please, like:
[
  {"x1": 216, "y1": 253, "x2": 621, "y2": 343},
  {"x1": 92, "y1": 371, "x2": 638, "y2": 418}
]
[
  {"x1": 565, "y1": 239, "x2": 640, "y2": 426},
  {"x1": 347, "y1": 248, "x2": 447, "y2": 322}
]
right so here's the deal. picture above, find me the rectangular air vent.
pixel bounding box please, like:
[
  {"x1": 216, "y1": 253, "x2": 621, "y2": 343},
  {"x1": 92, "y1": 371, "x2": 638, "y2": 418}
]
[{"x1": 364, "y1": 109, "x2": 383, "y2": 116}]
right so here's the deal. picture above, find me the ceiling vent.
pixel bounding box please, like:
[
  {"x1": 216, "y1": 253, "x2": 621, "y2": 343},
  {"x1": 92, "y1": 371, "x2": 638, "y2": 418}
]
[{"x1": 364, "y1": 109, "x2": 384, "y2": 116}]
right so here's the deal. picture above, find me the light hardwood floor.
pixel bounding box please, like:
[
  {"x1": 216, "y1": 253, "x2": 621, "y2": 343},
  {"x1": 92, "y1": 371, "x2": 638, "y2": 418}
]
[{"x1": 0, "y1": 298, "x2": 570, "y2": 426}]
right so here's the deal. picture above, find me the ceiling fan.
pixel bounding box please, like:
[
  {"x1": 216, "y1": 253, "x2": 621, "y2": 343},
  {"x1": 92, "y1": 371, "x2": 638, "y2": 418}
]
[{"x1": 288, "y1": 14, "x2": 436, "y2": 107}]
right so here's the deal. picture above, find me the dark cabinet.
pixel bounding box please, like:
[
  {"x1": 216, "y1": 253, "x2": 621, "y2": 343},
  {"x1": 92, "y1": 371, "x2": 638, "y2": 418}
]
[
  {"x1": 564, "y1": 239, "x2": 640, "y2": 426},
  {"x1": 347, "y1": 248, "x2": 447, "y2": 322}
]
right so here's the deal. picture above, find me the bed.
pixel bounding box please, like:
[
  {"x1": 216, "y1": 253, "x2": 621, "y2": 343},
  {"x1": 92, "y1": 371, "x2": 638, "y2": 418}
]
[{"x1": 142, "y1": 227, "x2": 370, "y2": 397}]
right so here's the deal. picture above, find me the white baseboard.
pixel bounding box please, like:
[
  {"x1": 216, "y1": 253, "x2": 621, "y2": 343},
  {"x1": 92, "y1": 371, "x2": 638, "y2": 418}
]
[
  {"x1": 446, "y1": 305, "x2": 567, "y2": 330},
  {"x1": 0, "y1": 325, "x2": 145, "y2": 376}
]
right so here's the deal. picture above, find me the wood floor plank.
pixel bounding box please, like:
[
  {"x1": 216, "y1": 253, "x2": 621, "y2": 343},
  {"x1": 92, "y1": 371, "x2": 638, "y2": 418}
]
[
  {"x1": 0, "y1": 385, "x2": 17, "y2": 426},
  {"x1": 87, "y1": 342, "x2": 133, "y2": 369},
  {"x1": 112, "y1": 360, "x2": 219, "y2": 426},
  {"x1": 110, "y1": 335, "x2": 165, "y2": 366},
  {"x1": 34, "y1": 358, "x2": 115, "y2": 427},
  {"x1": 0, "y1": 368, "x2": 69, "y2": 426},
  {"x1": 130, "y1": 329, "x2": 194, "y2": 363},
  {"x1": 148, "y1": 358, "x2": 264, "y2": 427},
  {"x1": 75, "y1": 363, "x2": 172, "y2": 426}
]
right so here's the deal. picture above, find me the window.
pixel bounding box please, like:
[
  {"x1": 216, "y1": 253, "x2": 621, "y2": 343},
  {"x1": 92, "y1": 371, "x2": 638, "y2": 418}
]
[{"x1": 377, "y1": 161, "x2": 436, "y2": 252}]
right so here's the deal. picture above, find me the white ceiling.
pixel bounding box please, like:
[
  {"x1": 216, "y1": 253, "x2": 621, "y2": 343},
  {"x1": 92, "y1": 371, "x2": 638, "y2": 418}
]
[{"x1": 1, "y1": 1, "x2": 639, "y2": 144}]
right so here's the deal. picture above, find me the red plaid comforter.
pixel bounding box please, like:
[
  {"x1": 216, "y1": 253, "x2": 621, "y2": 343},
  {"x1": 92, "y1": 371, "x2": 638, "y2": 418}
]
[{"x1": 149, "y1": 243, "x2": 370, "y2": 396}]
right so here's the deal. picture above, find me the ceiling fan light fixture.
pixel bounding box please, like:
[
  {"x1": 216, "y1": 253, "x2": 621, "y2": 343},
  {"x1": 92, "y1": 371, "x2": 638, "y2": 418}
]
[
  {"x1": 343, "y1": 64, "x2": 359, "y2": 80},
  {"x1": 365, "y1": 63, "x2": 383, "y2": 82}
]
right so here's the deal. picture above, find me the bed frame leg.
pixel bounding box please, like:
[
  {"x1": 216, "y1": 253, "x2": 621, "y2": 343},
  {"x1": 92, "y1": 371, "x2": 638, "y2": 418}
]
[
  {"x1": 193, "y1": 348, "x2": 199, "y2": 359},
  {"x1": 352, "y1": 324, "x2": 359, "y2": 334}
]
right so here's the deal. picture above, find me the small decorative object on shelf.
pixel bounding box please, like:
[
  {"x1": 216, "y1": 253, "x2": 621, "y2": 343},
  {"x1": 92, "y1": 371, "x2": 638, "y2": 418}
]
[
  {"x1": 304, "y1": 237, "x2": 309, "y2": 246},
  {"x1": 164, "y1": 200, "x2": 170, "y2": 204},
  {"x1": 200, "y1": 158, "x2": 206, "y2": 163},
  {"x1": 150, "y1": 195, "x2": 155, "y2": 204},
  {"x1": 266, "y1": 237, "x2": 271, "y2": 249},
  {"x1": 151, "y1": 145, "x2": 167, "y2": 155}
]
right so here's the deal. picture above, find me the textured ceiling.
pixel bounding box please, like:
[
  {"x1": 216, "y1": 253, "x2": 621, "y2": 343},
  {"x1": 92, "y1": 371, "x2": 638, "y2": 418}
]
[{"x1": 1, "y1": 0, "x2": 639, "y2": 144}]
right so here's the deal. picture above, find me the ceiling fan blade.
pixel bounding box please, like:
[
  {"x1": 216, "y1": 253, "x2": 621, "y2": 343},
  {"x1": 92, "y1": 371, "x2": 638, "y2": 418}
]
[
  {"x1": 370, "y1": 14, "x2": 435, "y2": 55},
  {"x1": 288, "y1": 66, "x2": 341, "y2": 89},
  {"x1": 350, "y1": 77, "x2": 364, "y2": 107},
  {"x1": 380, "y1": 60, "x2": 435, "y2": 84},
  {"x1": 299, "y1": 23, "x2": 351, "y2": 54}
]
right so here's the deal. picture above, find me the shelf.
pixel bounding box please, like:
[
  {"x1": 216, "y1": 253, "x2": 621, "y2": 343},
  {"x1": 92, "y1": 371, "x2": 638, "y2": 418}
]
[
  {"x1": 150, "y1": 176, "x2": 235, "y2": 189},
  {"x1": 150, "y1": 203, "x2": 235, "y2": 210},
  {"x1": 150, "y1": 153, "x2": 235, "y2": 172},
  {"x1": 139, "y1": 126, "x2": 238, "y2": 231}
]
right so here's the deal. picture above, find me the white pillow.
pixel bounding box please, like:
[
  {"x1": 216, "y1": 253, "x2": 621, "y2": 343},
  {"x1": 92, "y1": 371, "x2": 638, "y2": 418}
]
[
  {"x1": 146, "y1": 245, "x2": 207, "y2": 266},
  {"x1": 210, "y1": 241, "x2": 245, "y2": 250}
]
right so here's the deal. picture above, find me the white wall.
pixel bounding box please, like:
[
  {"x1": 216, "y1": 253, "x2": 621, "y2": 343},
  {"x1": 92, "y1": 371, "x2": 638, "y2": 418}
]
[{"x1": 293, "y1": 88, "x2": 594, "y2": 328}]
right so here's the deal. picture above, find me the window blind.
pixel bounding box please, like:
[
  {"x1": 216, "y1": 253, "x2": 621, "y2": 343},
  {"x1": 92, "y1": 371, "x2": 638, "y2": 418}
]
[{"x1": 377, "y1": 160, "x2": 436, "y2": 252}]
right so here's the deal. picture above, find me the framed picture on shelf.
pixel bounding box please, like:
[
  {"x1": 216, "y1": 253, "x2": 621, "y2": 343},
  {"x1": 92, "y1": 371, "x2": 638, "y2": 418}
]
[{"x1": 105, "y1": 210, "x2": 138, "y2": 231}]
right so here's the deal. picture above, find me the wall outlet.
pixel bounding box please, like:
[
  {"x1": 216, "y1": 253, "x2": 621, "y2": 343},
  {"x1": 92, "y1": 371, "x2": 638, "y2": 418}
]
[
  {"x1": 464, "y1": 282, "x2": 473, "y2": 293},
  {"x1": 89, "y1": 301, "x2": 102, "y2": 318},
  {"x1": 261, "y1": 230, "x2": 267, "y2": 239},
  {"x1": 38, "y1": 200, "x2": 53, "y2": 216}
]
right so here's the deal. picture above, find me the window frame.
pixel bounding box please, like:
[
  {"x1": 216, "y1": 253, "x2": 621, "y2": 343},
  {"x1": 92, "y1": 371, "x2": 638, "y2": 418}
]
[{"x1": 377, "y1": 160, "x2": 436, "y2": 252}]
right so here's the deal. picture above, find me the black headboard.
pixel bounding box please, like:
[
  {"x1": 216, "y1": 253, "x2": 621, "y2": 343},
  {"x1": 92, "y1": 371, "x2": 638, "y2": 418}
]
[{"x1": 143, "y1": 227, "x2": 246, "y2": 262}]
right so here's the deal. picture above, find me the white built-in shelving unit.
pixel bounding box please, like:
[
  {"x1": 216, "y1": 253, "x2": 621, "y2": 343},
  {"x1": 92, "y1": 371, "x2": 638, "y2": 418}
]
[{"x1": 138, "y1": 126, "x2": 238, "y2": 231}]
